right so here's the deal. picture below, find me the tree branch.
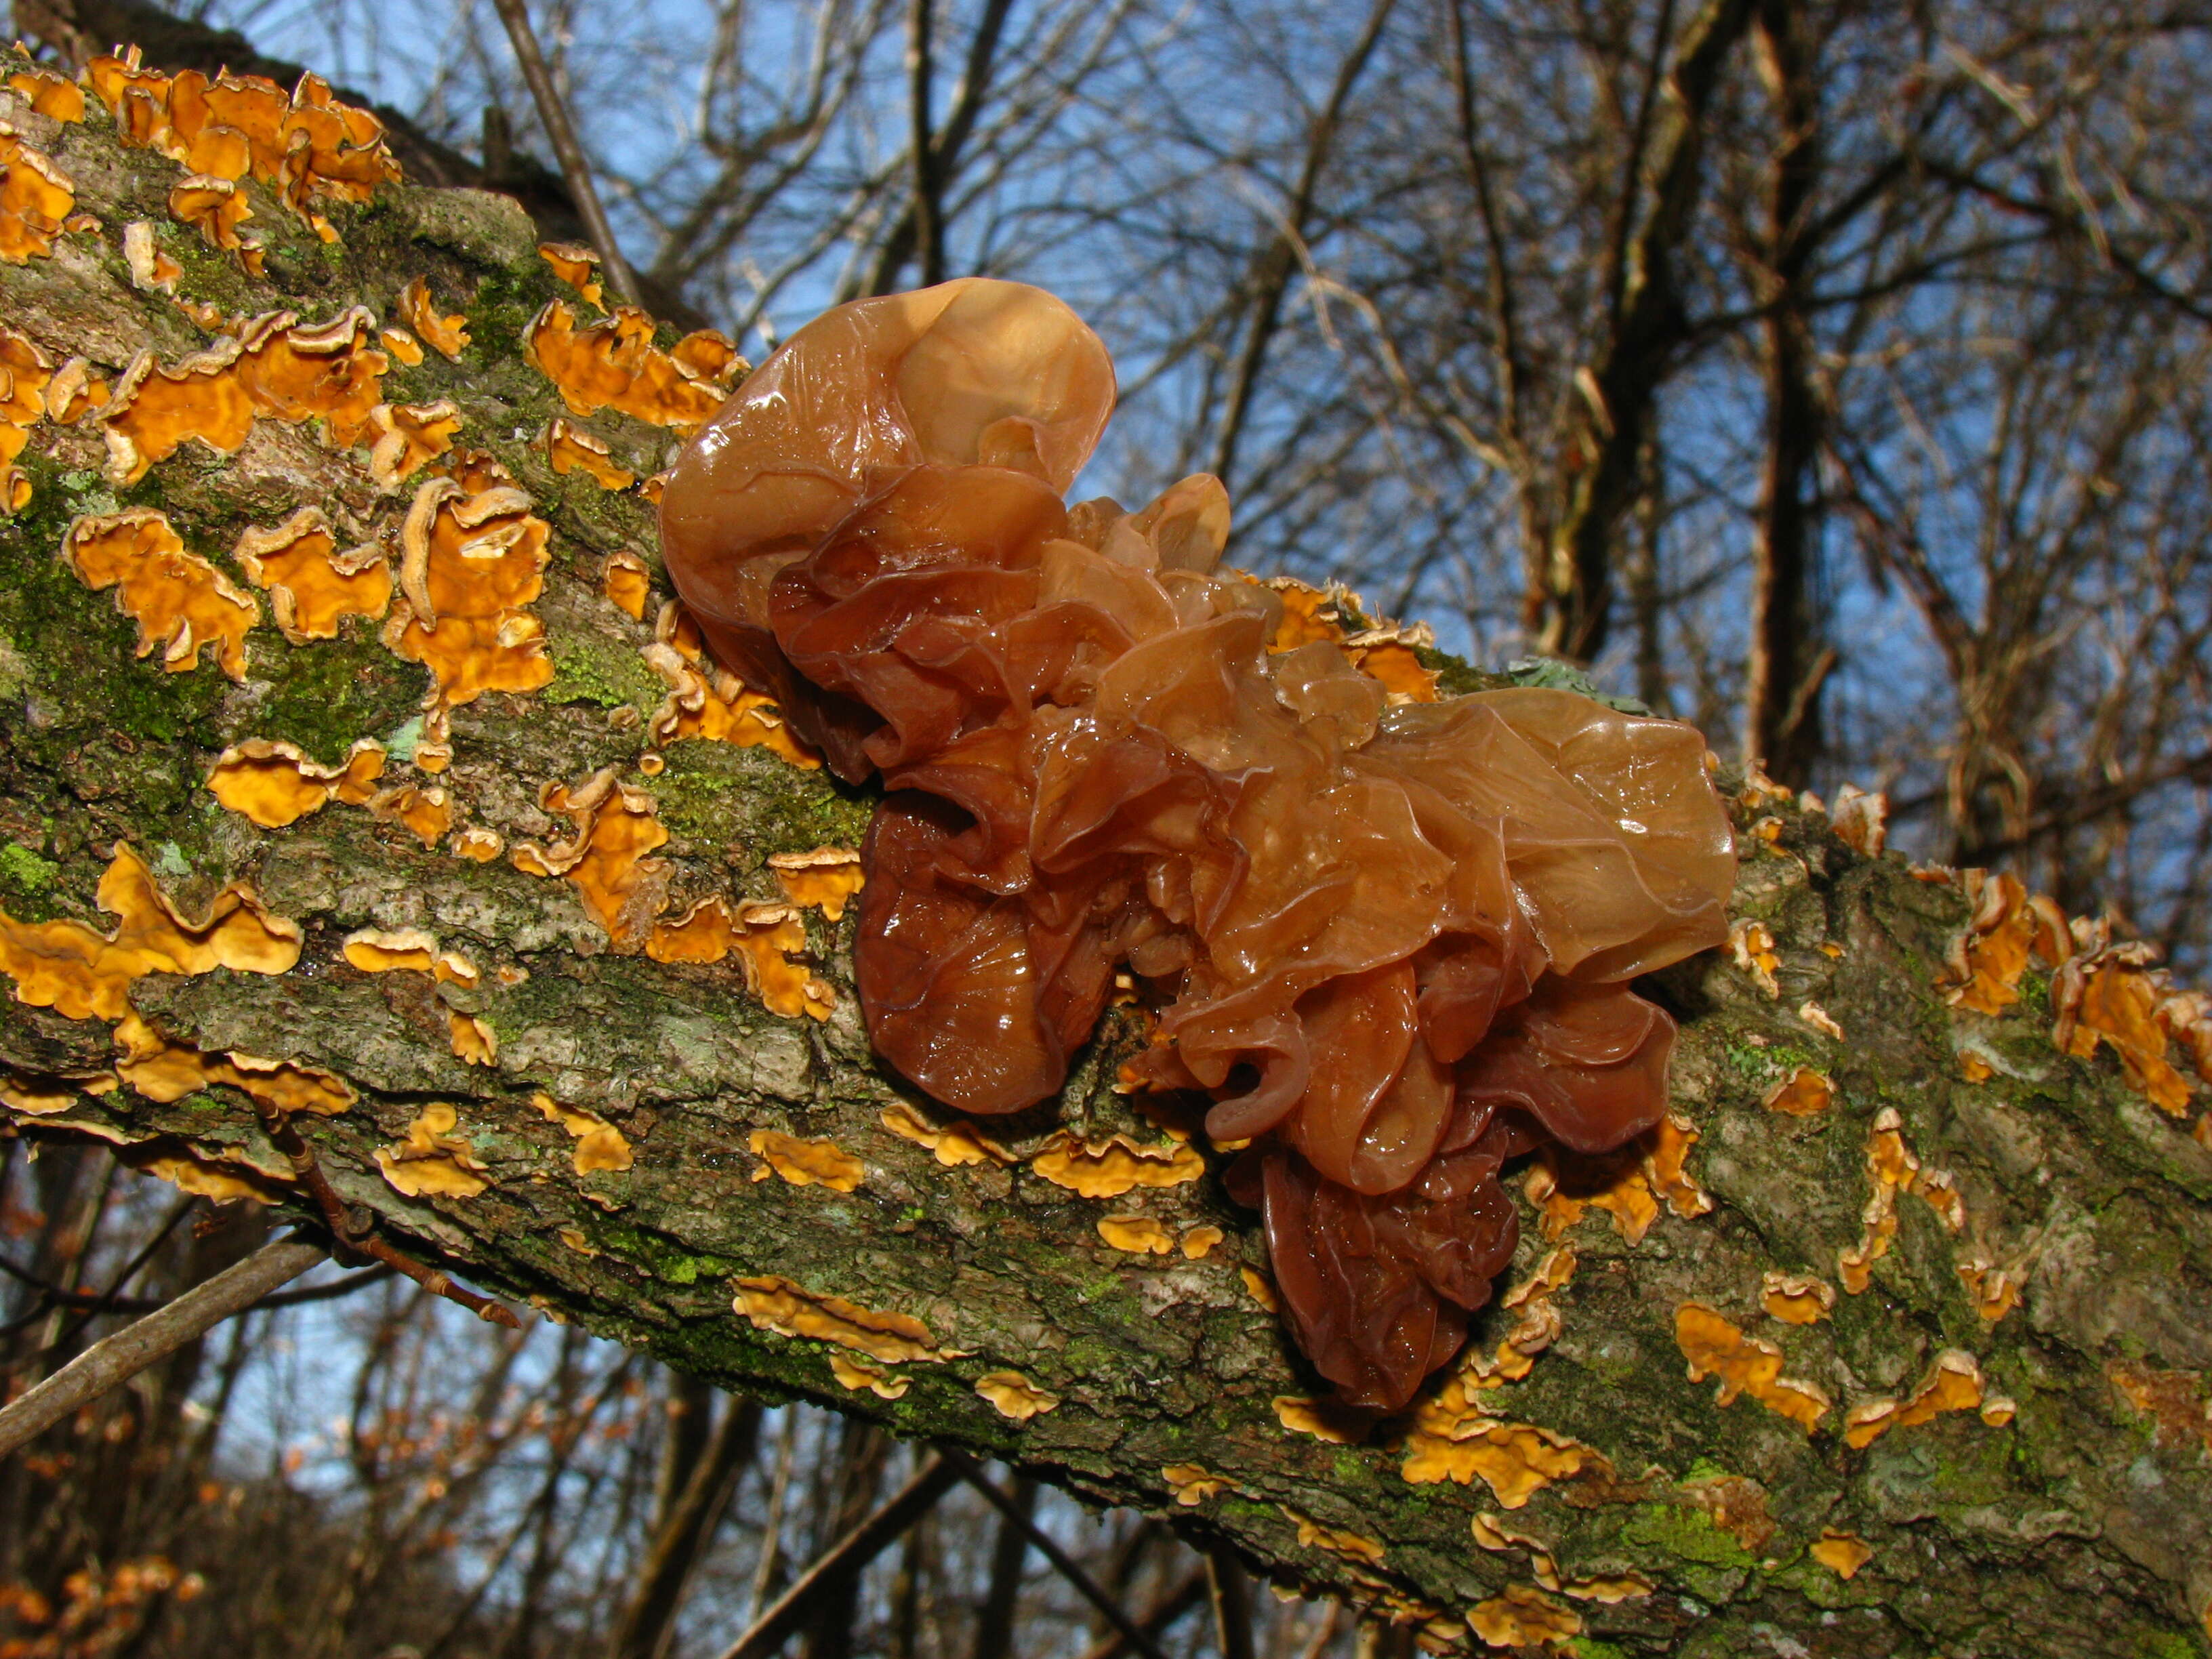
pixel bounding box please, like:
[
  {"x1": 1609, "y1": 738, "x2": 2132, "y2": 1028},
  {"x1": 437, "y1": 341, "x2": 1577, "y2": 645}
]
[{"x1": 0, "y1": 1237, "x2": 327, "y2": 1457}]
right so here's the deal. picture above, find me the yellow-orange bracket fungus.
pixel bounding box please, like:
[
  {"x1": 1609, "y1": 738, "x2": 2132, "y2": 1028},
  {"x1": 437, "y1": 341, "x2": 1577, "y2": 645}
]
[
  {"x1": 524, "y1": 301, "x2": 745, "y2": 432},
  {"x1": 83, "y1": 52, "x2": 402, "y2": 239},
  {"x1": 383, "y1": 478, "x2": 554, "y2": 706},
  {"x1": 206, "y1": 737, "x2": 384, "y2": 827},
  {"x1": 0, "y1": 323, "x2": 52, "y2": 512},
  {"x1": 7, "y1": 66, "x2": 87, "y2": 123},
  {"x1": 0, "y1": 844, "x2": 299, "y2": 1023},
  {"x1": 0, "y1": 125, "x2": 74, "y2": 262},
  {"x1": 234, "y1": 508, "x2": 392, "y2": 642},
  {"x1": 396, "y1": 276, "x2": 470, "y2": 361},
  {"x1": 660, "y1": 279, "x2": 1737, "y2": 1411},
  {"x1": 97, "y1": 308, "x2": 392, "y2": 485},
  {"x1": 63, "y1": 510, "x2": 258, "y2": 680}
]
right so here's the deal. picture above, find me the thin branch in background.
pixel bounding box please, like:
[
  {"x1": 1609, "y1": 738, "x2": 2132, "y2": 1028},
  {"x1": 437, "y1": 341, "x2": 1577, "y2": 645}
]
[
  {"x1": 943, "y1": 1450, "x2": 1173, "y2": 1659},
  {"x1": 0, "y1": 1236, "x2": 327, "y2": 1458},
  {"x1": 1075, "y1": 1565, "x2": 1207, "y2": 1659},
  {"x1": 488, "y1": 0, "x2": 646, "y2": 309},
  {"x1": 714, "y1": 1452, "x2": 962, "y2": 1659},
  {"x1": 906, "y1": 0, "x2": 944, "y2": 287},
  {"x1": 1204, "y1": 1544, "x2": 1255, "y2": 1659}
]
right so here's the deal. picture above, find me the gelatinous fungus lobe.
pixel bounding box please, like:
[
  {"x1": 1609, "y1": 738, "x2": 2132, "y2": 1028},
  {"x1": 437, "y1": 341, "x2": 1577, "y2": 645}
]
[{"x1": 661, "y1": 279, "x2": 1736, "y2": 1410}]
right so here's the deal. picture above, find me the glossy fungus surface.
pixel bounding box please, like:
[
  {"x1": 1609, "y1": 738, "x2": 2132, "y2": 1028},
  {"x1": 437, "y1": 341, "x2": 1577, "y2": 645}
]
[{"x1": 662, "y1": 279, "x2": 1736, "y2": 1409}]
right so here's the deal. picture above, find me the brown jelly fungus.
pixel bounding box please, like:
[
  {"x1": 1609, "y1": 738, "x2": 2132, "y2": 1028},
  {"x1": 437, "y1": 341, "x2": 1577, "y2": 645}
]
[{"x1": 663, "y1": 279, "x2": 1735, "y2": 1408}]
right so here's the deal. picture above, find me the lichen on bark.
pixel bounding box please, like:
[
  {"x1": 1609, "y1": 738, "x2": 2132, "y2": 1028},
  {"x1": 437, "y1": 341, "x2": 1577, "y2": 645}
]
[{"x1": 2, "y1": 44, "x2": 2210, "y2": 1658}]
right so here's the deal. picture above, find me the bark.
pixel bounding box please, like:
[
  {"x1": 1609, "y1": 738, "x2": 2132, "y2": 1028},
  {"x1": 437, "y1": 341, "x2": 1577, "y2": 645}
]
[{"x1": 2, "y1": 49, "x2": 2211, "y2": 1659}]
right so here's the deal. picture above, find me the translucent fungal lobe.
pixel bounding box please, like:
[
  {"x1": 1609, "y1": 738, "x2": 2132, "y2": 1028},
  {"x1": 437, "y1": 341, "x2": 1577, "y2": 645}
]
[{"x1": 662, "y1": 279, "x2": 1735, "y2": 1409}]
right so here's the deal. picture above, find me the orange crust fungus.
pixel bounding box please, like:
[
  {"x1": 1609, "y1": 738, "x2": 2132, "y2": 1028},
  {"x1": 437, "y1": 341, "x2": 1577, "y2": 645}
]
[
  {"x1": 660, "y1": 277, "x2": 1734, "y2": 1410},
  {"x1": 533, "y1": 1092, "x2": 634, "y2": 1174},
  {"x1": 1097, "y1": 1214, "x2": 1176, "y2": 1255},
  {"x1": 234, "y1": 508, "x2": 392, "y2": 641},
  {"x1": 548, "y1": 417, "x2": 639, "y2": 491},
  {"x1": 112, "y1": 1012, "x2": 352, "y2": 1116},
  {"x1": 341, "y1": 926, "x2": 478, "y2": 985},
  {"x1": 1466, "y1": 1585, "x2": 1580, "y2": 1651},
  {"x1": 1842, "y1": 1348, "x2": 1989, "y2": 1450},
  {"x1": 1521, "y1": 1118, "x2": 1707, "y2": 1246},
  {"x1": 975, "y1": 1370, "x2": 1060, "y2": 1419},
  {"x1": 1029, "y1": 1130, "x2": 1206, "y2": 1198},
  {"x1": 748, "y1": 1128, "x2": 863, "y2": 1191},
  {"x1": 63, "y1": 509, "x2": 258, "y2": 680},
  {"x1": 523, "y1": 300, "x2": 745, "y2": 430},
  {"x1": 205, "y1": 737, "x2": 384, "y2": 826},
  {"x1": 601, "y1": 548, "x2": 651, "y2": 617},
  {"x1": 1279, "y1": 1507, "x2": 1385, "y2": 1568},
  {"x1": 641, "y1": 603, "x2": 820, "y2": 766},
  {"x1": 1759, "y1": 1271, "x2": 1836, "y2": 1326},
  {"x1": 1944, "y1": 869, "x2": 2070, "y2": 1016},
  {"x1": 1273, "y1": 1395, "x2": 1374, "y2": 1444},
  {"x1": 0, "y1": 324, "x2": 50, "y2": 512},
  {"x1": 1810, "y1": 1530, "x2": 1873, "y2": 1580},
  {"x1": 375, "y1": 1102, "x2": 491, "y2": 1199},
  {"x1": 1762, "y1": 1066, "x2": 1832, "y2": 1116},
  {"x1": 43, "y1": 355, "x2": 108, "y2": 427},
  {"x1": 829, "y1": 1353, "x2": 911, "y2": 1399},
  {"x1": 1837, "y1": 1107, "x2": 1967, "y2": 1294},
  {"x1": 97, "y1": 309, "x2": 392, "y2": 485},
  {"x1": 1162, "y1": 1465, "x2": 1229, "y2": 1506},
  {"x1": 368, "y1": 399, "x2": 462, "y2": 488},
  {"x1": 167, "y1": 173, "x2": 256, "y2": 267},
  {"x1": 1729, "y1": 919, "x2": 1782, "y2": 998},
  {"x1": 510, "y1": 769, "x2": 669, "y2": 942},
  {"x1": 0, "y1": 844, "x2": 300, "y2": 1024},
  {"x1": 643, "y1": 895, "x2": 836, "y2": 1020},
  {"x1": 83, "y1": 52, "x2": 401, "y2": 237},
  {"x1": 2054, "y1": 926, "x2": 2207, "y2": 1119},
  {"x1": 396, "y1": 276, "x2": 470, "y2": 360},
  {"x1": 7, "y1": 67, "x2": 87, "y2": 123},
  {"x1": 1180, "y1": 1223, "x2": 1224, "y2": 1258},
  {"x1": 383, "y1": 478, "x2": 555, "y2": 705},
  {"x1": 733, "y1": 1275, "x2": 964, "y2": 1364},
  {"x1": 877, "y1": 1099, "x2": 1015, "y2": 1167},
  {"x1": 1827, "y1": 783, "x2": 1887, "y2": 856},
  {"x1": 1956, "y1": 1255, "x2": 2024, "y2": 1324},
  {"x1": 769, "y1": 846, "x2": 865, "y2": 920},
  {"x1": 0, "y1": 125, "x2": 74, "y2": 262},
  {"x1": 539, "y1": 241, "x2": 605, "y2": 308},
  {"x1": 1400, "y1": 1408, "x2": 1612, "y2": 1508},
  {"x1": 123, "y1": 218, "x2": 182, "y2": 293},
  {"x1": 1673, "y1": 1303, "x2": 1830, "y2": 1433}
]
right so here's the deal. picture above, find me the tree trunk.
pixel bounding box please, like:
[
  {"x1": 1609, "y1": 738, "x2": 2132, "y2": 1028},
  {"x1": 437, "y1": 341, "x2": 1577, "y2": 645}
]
[{"x1": 1, "y1": 47, "x2": 2209, "y2": 1659}]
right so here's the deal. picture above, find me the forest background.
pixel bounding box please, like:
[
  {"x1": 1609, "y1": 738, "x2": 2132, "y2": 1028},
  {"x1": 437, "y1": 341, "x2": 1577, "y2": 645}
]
[{"x1": 2, "y1": 0, "x2": 2209, "y2": 1655}]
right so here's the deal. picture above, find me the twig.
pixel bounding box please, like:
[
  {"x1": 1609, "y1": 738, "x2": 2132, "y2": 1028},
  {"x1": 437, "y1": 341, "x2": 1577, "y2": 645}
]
[
  {"x1": 942, "y1": 1450, "x2": 1172, "y2": 1659},
  {"x1": 49, "y1": 1194, "x2": 197, "y2": 1353},
  {"x1": 0, "y1": 1254, "x2": 394, "y2": 1319},
  {"x1": 1205, "y1": 1544, "x2": 1255, "y2": 1659},
  {"x1": 1076, "y1": 1566, "x2": 1207, "y2": 1659},
  {"x1": 251, "y1": 1098, "x2": 520, "y2": 1328},
  {"x1": 487, "y1": 0, "x2": 645, "y2": 310},
  {"x1": 0, "y1": 1236, "x2": 325, "y2": 1458},
  {"x1": 713, "y1": 1453, "x2": 962, "y2": 1659}
]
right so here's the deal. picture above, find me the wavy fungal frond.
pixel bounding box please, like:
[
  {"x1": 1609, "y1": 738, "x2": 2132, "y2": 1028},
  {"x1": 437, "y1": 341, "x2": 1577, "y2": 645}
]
[{"x1": 661, "y1": 279, "x2": 1736, "y2": 1410}]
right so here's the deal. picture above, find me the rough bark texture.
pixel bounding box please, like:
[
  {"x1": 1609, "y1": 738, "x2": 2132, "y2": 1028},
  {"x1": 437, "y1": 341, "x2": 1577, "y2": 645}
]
[{"x1": 3, "y1": 54, "x2": 2211, "y2": 1658}]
